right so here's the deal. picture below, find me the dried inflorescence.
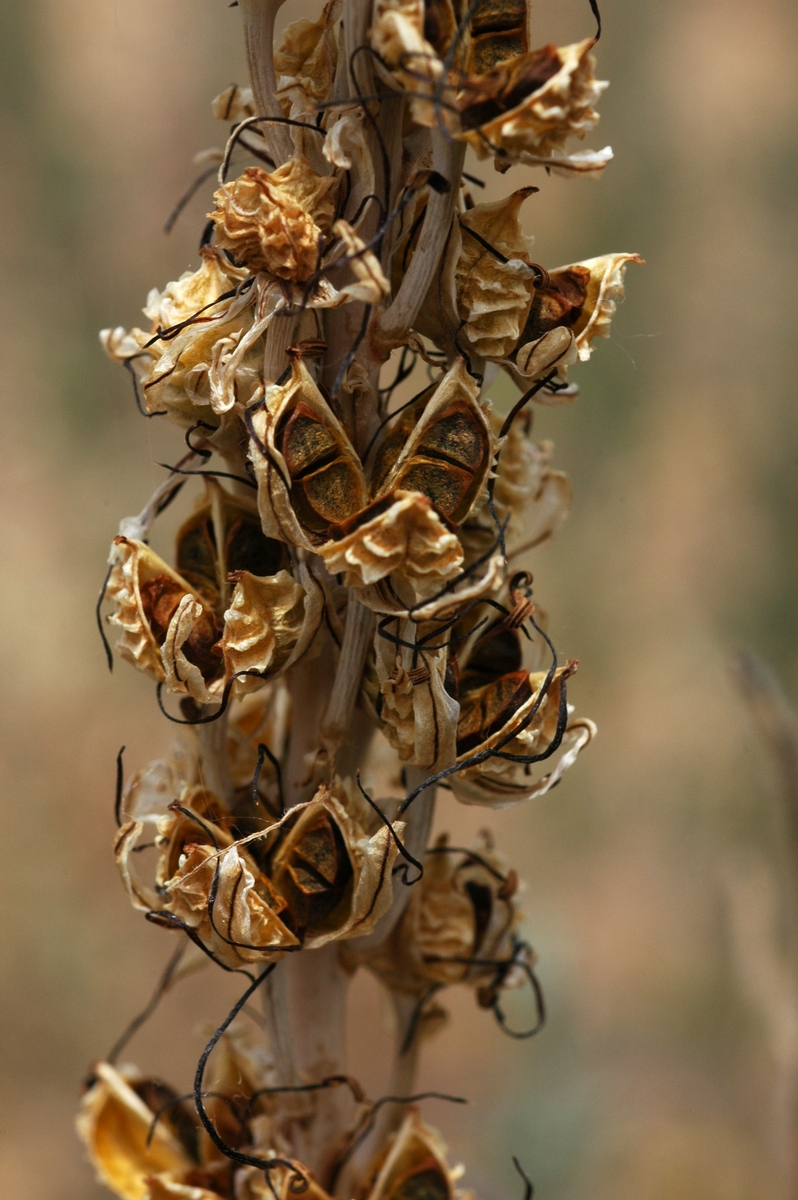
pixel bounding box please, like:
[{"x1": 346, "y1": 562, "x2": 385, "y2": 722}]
[{"x1": 85, "y1": 2, "x2": 637, "y2": 1198}]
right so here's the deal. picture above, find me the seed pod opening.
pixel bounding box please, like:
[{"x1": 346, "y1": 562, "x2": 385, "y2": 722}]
[
  {"x1": 249, "y1": 358, "x2": 368, "y2": 549},
  {"x1": 372, "y1": 360, "x2": 495, "y2": 527}
]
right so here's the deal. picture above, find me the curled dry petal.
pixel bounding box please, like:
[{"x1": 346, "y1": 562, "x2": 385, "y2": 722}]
[
  {"x1": 76, "y1": 1062, "x2": 193, "y2": 1200},
  {"x1": 101, "y1": 248, "x2": 263, "y2": 425},
  {"x1": 360, "y1": 838, "x2": 521, "y2": 997},
  {"x1": 209, "y1": 158, "x2": 338, "y2": 281},
  {"x1": 274, "y1": 0, "x2": 340, "y2": 109},
  {"x1": 319, "y1": 491, "x2": 463, "y2": 591},
  {"x1": 222, "y1": 565, "x2": 325, "y2": 694},
  {"x1": 484, "y1": 413, "x2": 572, "y2": 553},
  {"x1": 564, "y1": 252, "x2": 644, "y2": 361},
  {"x1": 462, "y1": 40, "x2": 607, "y2": 168},
  {"x1": 456, "y1": 188, "x2": 540, "y2": 360}
]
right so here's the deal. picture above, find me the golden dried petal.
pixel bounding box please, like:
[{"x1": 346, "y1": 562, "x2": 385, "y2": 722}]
[
  {"x1": 210, "y1": 158, "x2": 338, "y2": 281},
  {"x1": 370, "y1": 1, "x2": 444, "y2": 126},
  {"x1": 249, "y1": 357, "x2": 367, "y2": 550},
  {"x1": 222, "y1": 568, "x2": 313, "y2": 691},
  {"x1": 319, "y1": 491, "x2": 463, "y2": 591},
  {"x1": 487, "y1": 414, "x2": 572, "y2": 551},
  {"x1": 370, "y1": 623, "x2": 458, "y2": 769},
  {"x1": 212, "y1": 83, "x2": 255, "y2": 123},
  {"x1": 274, "y1": 0, "x2": 339, "y2": 108},
  {"x1": 461, "y1": 39, "x2": 607, "y2": 166},
  {"x1": 76, "y1": 1063, "x2": 192, "y2": 1200}
]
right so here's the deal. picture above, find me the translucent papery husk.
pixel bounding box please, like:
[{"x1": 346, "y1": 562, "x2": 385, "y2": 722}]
[
  {"x1": 450, "y1": 666, "x2": 596, "y2": 809},
  {"x1": 365, "y1": 619, "x2": 458, "y2": 769},
  {"x1": 461, "y1": 39, "x2": 608, "y2": 169},
  {"x1": 209, "y1": 158, "x2": 338, "y2": 282},
  {"x1": 512, "y1": 253, "x2": 642, "y2": 380},
  {"x1": 274, "y1": 0, "x2": 340, "y2": 140},
  {"x1": 456, "y1": 188, "x2": 541, "y2": 361},
  {"x1": 354, "y1": 546, "x2": 505, "y2": 620},
  {"x1": 358, "y1": 837, "x2": 520, "y2": 996},
  {"x1": 371, "y1": 359, "x2": 497, "y2": 529},
  {"x1": 101, "y1": 248, "x2": 262, "y2": 426},
  {"x1": 369, "y1": 0, "x2": 446, "y2": 128},
  {"x1": 116, "y1": 784, "x2": 301, "y2": 968},
  {"x1": 561, "y1": 252, "x2": 644, "y2": 362},
  {"x1": 221, "y1": 563, "x2": 325, "y2": 696},
  {"x1": 249, "y1": 356, "x2": 368, "y2": 550},
  {"x1": 76, "y1": 1062, "x2": 197, "y2": 1200},
  {"x1": 106, "y1": 537, "x2": 223, "y2": 702},
  {"x1": 361, "y1": 1111, "x2": 461, "y2": 1200},
  {"x1": 268, "y1": 777, "x2": 403, "y2": 948}
]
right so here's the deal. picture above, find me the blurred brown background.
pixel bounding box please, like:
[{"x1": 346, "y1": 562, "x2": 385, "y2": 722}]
[{"x1": 1, "y1": 0, "x2": 797, "y2": 1197}]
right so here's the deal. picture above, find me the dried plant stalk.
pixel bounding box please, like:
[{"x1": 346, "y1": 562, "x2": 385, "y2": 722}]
[{"x1": 82, "y1": 2, "x2": 638, "y2": 1197}]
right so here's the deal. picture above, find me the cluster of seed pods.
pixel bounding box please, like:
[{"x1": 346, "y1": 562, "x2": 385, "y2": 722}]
[{"x1": 80, "y1": 2, "x2": 638, "y2": 1198}]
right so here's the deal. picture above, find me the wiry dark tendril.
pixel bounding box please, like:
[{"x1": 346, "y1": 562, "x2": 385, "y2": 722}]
[
  {"x1": 114, "y1": 745, "x2": 126, "y2": 826},
  {"x1": 184, "y1": 420, "x2": 216, "y2": 459},
  {"x1": 156, "y1": 461, "x2": 257, "y2": 490},
  {"x1": 252, "y1": 741, "x2": 284, "y2": 816},
  {"x1": 193, "y1": 965, "x2": 309, "y2": 1192},
  {"x1": 96, "y1": 560, "x2": 115, "y2": 673},
  {"x1": 145, "y1": 910, "x2": 258, "y2": 980},
  {"x1": 423, "y1": 937, "x2": 545, "y2": 1039},
  {"x1": 164, "y1": 165, "x2": 220, "y2": 235},
  {"x1": 355, "y1": 774, "x2": 424, "y2": 884},
  {"x1": 513, "y1": 1156, "x2": 535, "y2": 1200},
  {"x1": 155, "y1": 669, "x2": 268, "y2": 726},
  {"x1": 123, "y1": 357, "x2": 166, "y2": 419}
]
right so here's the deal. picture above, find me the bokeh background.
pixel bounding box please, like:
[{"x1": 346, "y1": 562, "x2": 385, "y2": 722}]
[{"x1": 1, "y1": 0, "x2": 797, "y2": 1197}]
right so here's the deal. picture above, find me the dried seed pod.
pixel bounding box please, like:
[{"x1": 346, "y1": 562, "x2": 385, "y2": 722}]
[
  {"x1": 363, "y1": 1111, "x2": 460, "y2": 1200},
  {"x1": 101, "y1": 248, "x2": 264, "y2": 427},
  {"x1": 209, "y1": 157, "x2": 338, "y2": 281},
  {"x1": 460, "y1": 39, "x2": 607, "y2": 169},
  {"x1": 107, "y1": 537, "x2": 224, "y2": 699},
  {"x1": 372, "y1": 360, "x2": 495, "y2": 528},
  {"x1": 249, "y1": 357, "x2": 368, "y2": 549},
  {"x1": 359, "y1": 836, "x2": 521, "y2": 1001},
  {"x1": 267, "y1": 777, "x2": 402, "y2": 947},
  {"x1": 364, "y1": 618, "x2": 459, "y2": 769},
  {"x1": 237, "y1": 1164, "x2": 335, "y2": 1200},
  {"x1": 106, "y1": 484, "x2": 298, "y2": 702},
  {"x1": 76, "y1": 1062, "x2": 202, "y2": 1200},
  {"x1": 447, "y1": 630, "x2": 594, "y2": 807},
  {"x1": 116, "y1": 782, "x2": 300, "y2": 969}
]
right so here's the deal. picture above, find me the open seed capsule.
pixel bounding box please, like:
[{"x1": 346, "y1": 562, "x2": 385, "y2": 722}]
[
  {"x1": 371, "y1": 359, "x2": 494, "y2": 527},
  {"x1": 249, "y1": 358, "x2": 368, "y2": 549}
]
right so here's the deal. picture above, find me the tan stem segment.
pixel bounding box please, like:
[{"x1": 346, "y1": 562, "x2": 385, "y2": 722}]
[
  {"x1": 377, "y1": 134, "x2": 466, "y2": 349},
  {"x1": 238, "y1": 0, "x2": 294, "y2": 166}
]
